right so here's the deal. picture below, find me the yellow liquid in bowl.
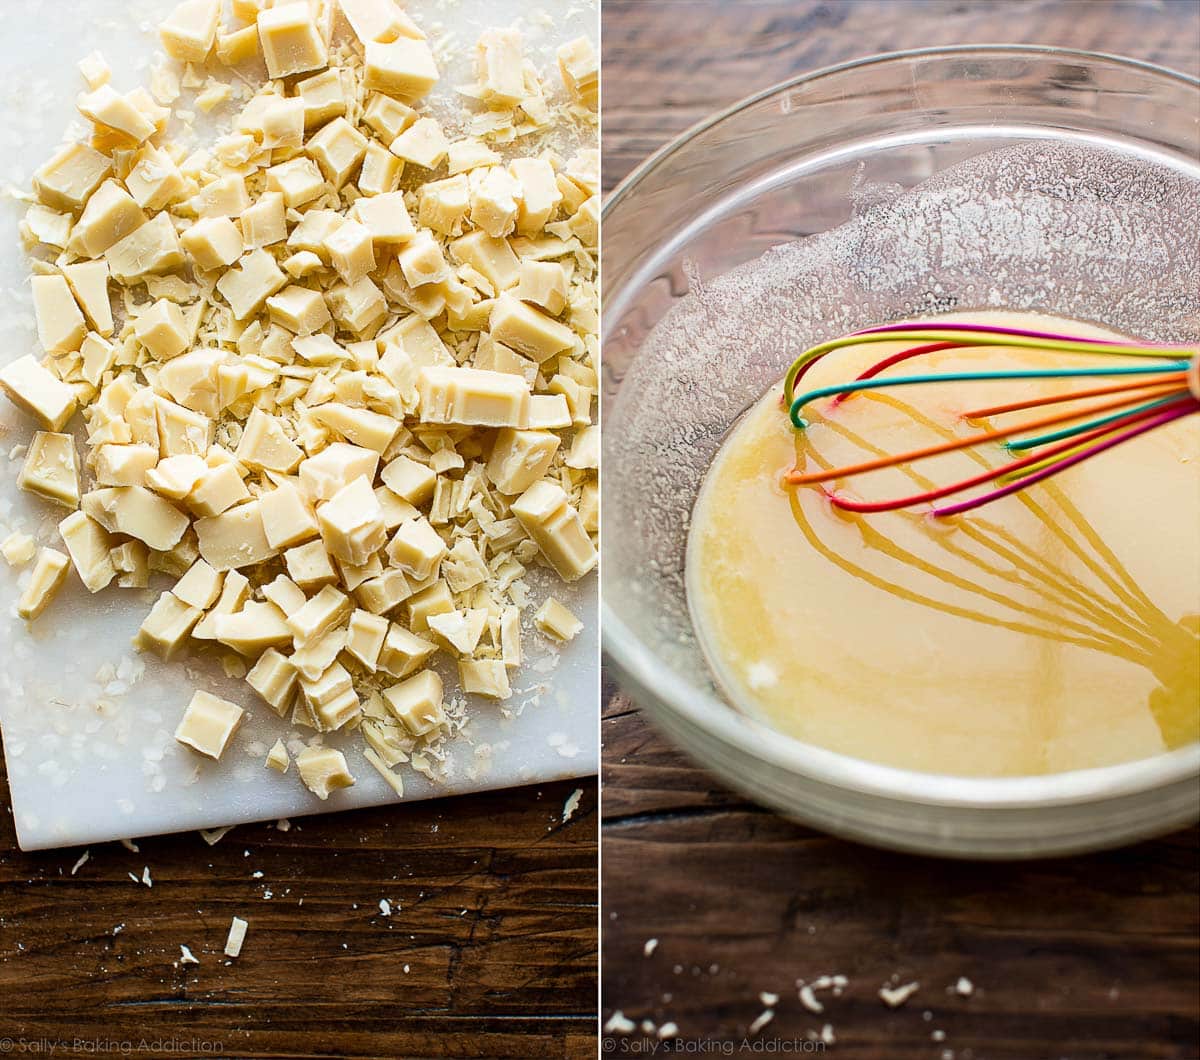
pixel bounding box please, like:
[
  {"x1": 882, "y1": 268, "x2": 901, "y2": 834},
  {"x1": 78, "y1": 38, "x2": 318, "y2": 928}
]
[{"x1": 686, "y1": 312, "x2": 1200, "y2": 777}]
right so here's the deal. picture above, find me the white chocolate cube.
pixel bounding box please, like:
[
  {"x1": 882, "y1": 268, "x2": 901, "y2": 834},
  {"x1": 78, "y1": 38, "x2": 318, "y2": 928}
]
[
  {"x1": 159, "y1": 0, "x2": 220, "y2": 63},
  {"x1": 134, "y1": 299, "x2": 190, "y2": 361},
  {"x1": 182, "y1": 216, "x2": 243, "y2": 271},
  {"x1": 296, "y1": 746, "x2": 355, "y2": 800},
  {"x1": 17, "y1": 548, "x2": 70, "y2": 620},
  {"x1": 259, "y1": 481, "x2": 320, "y2": 550},
  {"x1": 510, "y1": 480, "x2": 596, "y2": 581},
  {"x1": 316, "y1": 476, "x2": 387, "y2": 566},
  {"x1": 458, "y1": 659, "x2": 511, "y2": 700},
  {"x1": 385, "y1": 515, "x2": 446, "y2": 580},
  {"x1": 486, "y1": 428, "x2": 559, "y2": 495},
  {"x1": 33, "y1": 142, "x2": 111, "y2": 213},
  {"x1": 135, "y1": 590, "x2": 202, "y2": 657},
  {"x1": 382, "y1": 669, "x2": 444, "y2": 734},
  {"x1": 247, "y1": 648, "x2": 298, "y2": 715},
  {"x1": 489, "y1": 293, "x2": 574, "y2": 362},
  {"x1": 195, "y1": 500, "x2": 277, "y2": 571},
  {"x1": 258, "y1": 2, "x2": 328, "y2": 79},
  {"x1": 174, "y1": 689, "x2": 244, "y2": 759},
  {"x1": 285, "y1": 539, "x2": 338, "y2": 589},
  {"x1": 345, "y1": 608, "x2": 388, "y2": 670},
  {"x1": 31, "y1": 275, "x2": 86, "y2": 355},
  {"x1": 299, "y1": 442, "x2": 379, "y2": 502},
  {"x1": 58, "y1": 511, "x2": 115, "y2": 593},
  {"x1": 216, "y1": 250, "x2": 287, "y2": 320},
  {"x1": 307, "y1": 117, "x2": 367, "y2": 189},
  {"x1": 416, "y1": 365, "x2": 529, "y2": 428},
  {"x1": 266, "y1": 157, "x2": 326, "y2": 208},
  {"x1": 105, "y1": 214, "x2": 184, "y2": 282},
  {"x1": 19, "y1": 431, "x2": 79, "y2": 508},
  {"x1": 63, "y1": 261, "x2": 114, "y2": 337},
  {"x1": 389, "y1": 116, "x2": 447, "y2": 168},
  {"x1": 365, "y1": 39, "x2": 439, "y2": 101},
  {"x1": 380, "y1": 453, "x2": 436, "y2": 506}
]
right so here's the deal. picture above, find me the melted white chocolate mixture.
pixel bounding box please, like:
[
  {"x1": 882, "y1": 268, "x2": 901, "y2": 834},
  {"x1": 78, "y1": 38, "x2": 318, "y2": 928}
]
[{"x1": 687, "y1": 312, "x2": 1199, "y2": 777}]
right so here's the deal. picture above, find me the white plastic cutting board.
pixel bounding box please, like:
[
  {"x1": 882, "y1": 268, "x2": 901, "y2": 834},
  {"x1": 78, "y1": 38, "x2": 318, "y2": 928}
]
[{"x1": 0, "y1": 0, "x2": 598, "y2": 851}]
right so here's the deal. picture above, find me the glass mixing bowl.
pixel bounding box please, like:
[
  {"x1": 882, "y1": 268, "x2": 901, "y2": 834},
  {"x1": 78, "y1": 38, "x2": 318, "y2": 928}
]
[{"x1": 601, "y1": 46, "x2": 1200, "y2": 858}]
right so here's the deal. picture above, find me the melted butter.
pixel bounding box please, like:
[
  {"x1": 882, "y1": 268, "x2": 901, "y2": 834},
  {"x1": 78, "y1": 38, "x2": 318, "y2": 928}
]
[{"x1": 687, "y1": 311, "x2": 1200, "y2": 777}]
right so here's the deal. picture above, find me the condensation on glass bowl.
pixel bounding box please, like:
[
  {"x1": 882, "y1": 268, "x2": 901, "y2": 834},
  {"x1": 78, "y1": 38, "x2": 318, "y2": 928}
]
[{"x1": 601, "y1": 47, "x2": 1200, "y2": 858}]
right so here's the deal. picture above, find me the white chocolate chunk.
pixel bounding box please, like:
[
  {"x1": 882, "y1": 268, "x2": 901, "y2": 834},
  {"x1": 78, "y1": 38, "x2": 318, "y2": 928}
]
[
  {"x1": 259, "y1": 481, "x2": 320, "y2": 550},
  {"x1": 266, "y1": 738, "x2": 290, "y2": 773},
  {"x1": 377, "y1": 622, "x2": 435, "y2": 677},
  {"x1": 345, "y1": 608, "x2": 388, "y2": 670},
  {"x1": 77, "y1": 85, "x2": 157, "y2": 143},
  {"x1": 58, "y1": 511, "x2": 115, "y2": 592},
  {"x1": 458, "y1": 658, "x2": 511, "y2": 700},
  {"x1": 135, "y1": 590, "x2": 201, "y2": 657},
  {"x1": 216, "y1": 250, "x2": 287, "y2": 320},
  {"x1": 380, "y1": 453, "x2": 435, "y2": 505},
  {"x1": 287, "y1": 584, "x2": 352, "y2": 647},
  {"x1": 389, "y1": 116, "x2": 447, "y2": 168},
  {"x1": 31, "y1": 275, "x2": 86, "y2": 355},
  {"x1": 308, "y1": 118, "x2": 368, "y2": 189},
  {"x1": 172, "y1": 558, "x2": 223, "y2": 610},
  {"x1": 300, "y1": 660, "x2": 359, "y2": 729},
  {"x1": 33, "y1": 142, "x2": 111, "y2": 213},
  {"x1": 174, "y1": 689, "x2": 243, "y2": 759},
  {"x1": 266, "y1": 157, "x2": 326, "y2": 208},
  {"x1": 385, "y1": 515, "x2": 446, "y2": 580},
  {"x1": 19, "y1": 431, "x2": 80, "y2": 508},
  {"x1": 195, "y1": 501, "x2": 277, "y2": 571},
  {"x1": 182, "y1": 217, "x2": 243, "y2": 271},
  {"x1": 241, "y1": 192, "x2": 287, "y2": 249},
  {"x1": 339, "y1": 0, "x2": 423, "y2": 45},
  {"x1": 515, "y1": 260, "x2": 568, "y2": 315},
  {"x1": 159, "y1": 0, "x2": 220, "y2": 63},
  {"x1": 511, "y1": 480, "x2": 596, "y2": 581},
  {"x1": 124, "y1": 145, "x2": 186, "y2": 212},
  {"x1": 285, "y1": 539, "x2": 338, "y2": 590},
  {"x1": 486, "y1": 428, "x2": 559, "y2": 495},
  {"x1": 296, "y1": 746, "x2": 355, "y2": 800},
  {"x1": 1, "y1": 532, "x2": 36, "y2": 568},
  {"x1": 365, "y1": 39, "x2": 439, "y2": 101},
  {"x1": 490, "y1": 294, "x2": 574, "y2": 362},
  {"x1": 248, "y1": 649, "x2": 298, "y2": 716},
  {"x1": 93, "y1": 443, "x2": 158, "y2": 487},
  {"x1": 78, "y1": 51, "x2": 111, "y2": 89},
  {"x1": 105, "y1": 214, "x2": 184, "y2": 282},
  {"x1": 557, "y1": 37, "x2": 598, "y2": 109},
  {"x1": 476, "y1": 29, "x2": 525, "y2": 108},
  {"x1": 299, "y1": 442, "x2": 379, "y2": 502},
  {"x1": 417, "y1": 366, "x2": 529, "y2": 428},
  {"x1": 213, "y1": 600, "x2": 292, "y2": 654},
  {"x1": 405, "y1": 579, "x2": 453, "y2": 632},
  {"x1": 83, "y1": 486, "x2": 189, "y2": 551},
  {"x1": 382, "y1": 669, "x2": 444, "y2": 734},
  {"x1": 535, "y1": 597, "x2": 582, "y2": 642},
  {"x1": 236, "y1": 408, "x2": 303, "y2": 472},
  {"x1": 258, "y1": 2, "x2": 328, "y2": 79},
  {"x1": 224, "y1": 915, "x2": 248, "y2": 958},
  {"x1": 428, "y1": 607, "x2": 486, "y2": 655},
  {"x1": 267, "y1": 285, "x2": 330, "y2": 335},
  {"x1": 17, "y1": 548, "x2": 70, "y2": 620},
  {"x1": 63, "y1": 261, "x2": 114, "y2": 337},
  {"x1": 510, "y1": 157, "x2": 561, "y2": 234},
  {"x1": 134, "y1": 299, "x2": 190, "y2": 361},
  {"x1": 310, "y1": 403, "x2": 399, "y2": 453},
  {"x1": 189, "y1": 462, "x2": 250, "y2": 516},
  {"x1": 317, "y1": 477, "x2": 387, "y2": 566}
]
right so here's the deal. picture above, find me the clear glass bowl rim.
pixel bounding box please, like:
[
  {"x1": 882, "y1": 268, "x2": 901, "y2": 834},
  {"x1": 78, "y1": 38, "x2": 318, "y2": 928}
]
[{"x1": 601, "y1": 44, "x2": 1200, "y2": 813}]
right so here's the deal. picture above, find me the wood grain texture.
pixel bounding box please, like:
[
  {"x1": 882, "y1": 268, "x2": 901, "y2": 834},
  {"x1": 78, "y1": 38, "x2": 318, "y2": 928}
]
[
  {"x1": 601, "y1": 2, "x2": 1200, "y2": 1058},
  {"x1": 0, "y1": 748, "x2": 597, "y2": 1059}
]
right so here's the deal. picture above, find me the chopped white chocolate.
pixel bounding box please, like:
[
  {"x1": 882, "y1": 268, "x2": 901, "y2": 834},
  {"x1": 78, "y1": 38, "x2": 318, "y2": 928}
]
[
  {"x1": 195, "y1": 500, "x2": 277, "y2": 571},
  {"x1": 1, "y1": 532, "x2": 37, "y2": 568},
  {"x1": 175, "y1": 689, "x2": 243, "y2": 759},
  {"x1": 135, "y1": 591, "x2": 202, "y2": 657},
  {"x1": 296, "y1": 746, "x2": 355, "y2": 799},
  {"x1": 7, "y1": 0, "x2": 597, "y2": 802},
  {"x1": 83, "y1": 487, "x2": 189, "y2": 551},
  {"x1": 389, "y1": 116, "x2": 447, "y2": 169},
  {"x1": 63, "y1": 261, "x2": 114, "y2": 337},
  {"x1": 17, "y1": 548, "x2": 70, "y2": 620},
  {"x1": 317, "y1": 477, "x2": 386, "y2": 566},
  {"x1": 557, "y1": 37, "x2": 598, "y2": 109},
  {"x1": 486, "y1": 428, "x2": 559, "y2": 495},
  {"x1": 134, "y1": 299, "x2": 190, "y2": 361},
  {"x1": 382, "y1": 669, "x2": 444, "y2": 734},
  {"x1": 172, "y1": 559, "x2": 223, "y2": 610},
  {"x1": 182, "y1": 217, "x2": 243, "y2": 271},
  {"x1": 417, "y1": 366, "x2": 529, "y2": 428},
  {"x1": 365, "y1": 39, "x2": 439, "y2": 101},
  {"x1": 340, "y1": 0, "x2": 423, "y2": 45},
  {"x1": 511, "y1": 480, "x2": 596, "y2": 581},
  {"x1": 535, "y1": 597, "x2": 582, "y2": 642},
  {"x1": 346, "y1": 608, "x2": 388, "y2": 670},
  {"x1": 33, "y1": 142, "x2": 111, "y2": 214},
  {"x1": 258, "y1": 2, "x2": 328, "y2": 79},
  {"x1": 159, "y1": 0, "x2": 220, "y2": 63},
  {"x1": 31, "y1": 274, "x2": 87, "y2": 354},
  {"x1": 223, "y1": 915, "x2": 248, "y2": 958},
  {"x1": 459, "y1": 659, "x2": 511, "y2": 700},
  {"x1": 385, "y1": 515, "x2": 446, "y2": 579},
  {"x1": 19, "y1": 431, "x2": 80, "y2": 508}
]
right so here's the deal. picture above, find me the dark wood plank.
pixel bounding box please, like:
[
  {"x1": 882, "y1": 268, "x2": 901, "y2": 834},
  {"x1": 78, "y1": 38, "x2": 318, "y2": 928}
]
[
  {"x1": 0, "y1": 743, "x2": 597, "y2": 1059},
  {"x1": 601, "y1": 3, "x2": 1200, "y2": 1058}
]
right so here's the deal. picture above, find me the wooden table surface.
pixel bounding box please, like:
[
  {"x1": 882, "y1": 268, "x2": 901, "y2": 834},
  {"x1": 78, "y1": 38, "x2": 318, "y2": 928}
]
[
  {"x1": 0, "y1": 753, "x2": 597, "y2": 1058},
  {"x1": 601, "y1": 2, "x2": 1200, "y2": 1058}
]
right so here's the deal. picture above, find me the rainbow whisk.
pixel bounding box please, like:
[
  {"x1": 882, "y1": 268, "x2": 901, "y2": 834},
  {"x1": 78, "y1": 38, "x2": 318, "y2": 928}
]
[{"x1": 783, "y1": 322, "x2": 1200, "y2": 517}]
